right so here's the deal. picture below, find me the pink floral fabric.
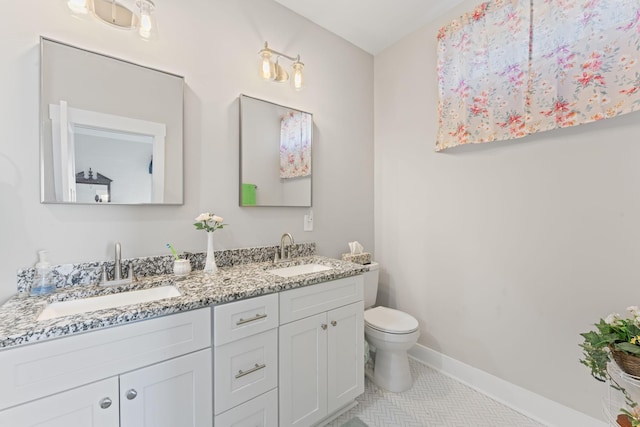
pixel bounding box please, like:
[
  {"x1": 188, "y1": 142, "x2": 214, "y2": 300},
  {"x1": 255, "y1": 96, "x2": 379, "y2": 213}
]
[
  {"x1": 280, "y1": 111, "x2": 311, "y2": 178},
  {"x1": 437, "y1": 1, "x2": 531, "y2": 151},
  {"x1": 529, "y1": 0, "x2": 640, "y2": 131},
  {"x1": 436, "y1": 0, "x2": 640, "y2": 151}
]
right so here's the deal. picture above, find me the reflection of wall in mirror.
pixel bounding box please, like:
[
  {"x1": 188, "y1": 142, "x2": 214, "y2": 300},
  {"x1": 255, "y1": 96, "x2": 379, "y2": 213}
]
[{"x1": 75, "y1": 135, "x2": 153, "y2": 203}]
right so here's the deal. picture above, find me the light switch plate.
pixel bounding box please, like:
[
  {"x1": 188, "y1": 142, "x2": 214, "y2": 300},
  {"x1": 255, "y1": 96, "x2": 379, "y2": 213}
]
[{"x1": 304, "y1": 214, "x2": 313, "y2": 231}]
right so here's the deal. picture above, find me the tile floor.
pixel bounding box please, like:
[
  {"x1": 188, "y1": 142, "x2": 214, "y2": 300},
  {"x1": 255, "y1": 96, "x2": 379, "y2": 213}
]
[{"x1": 325, "y1": 358, "x2": 546, "y2": 427}]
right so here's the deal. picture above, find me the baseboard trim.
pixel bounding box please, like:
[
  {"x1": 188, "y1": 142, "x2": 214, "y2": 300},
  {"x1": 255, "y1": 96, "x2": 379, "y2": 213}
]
[{"x1": 408, "y1": 343, "x2": 606, "y2": 427}]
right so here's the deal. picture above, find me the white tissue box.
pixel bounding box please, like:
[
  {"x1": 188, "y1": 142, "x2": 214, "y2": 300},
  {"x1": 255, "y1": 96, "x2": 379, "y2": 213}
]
[{"x1": 341, "y1": 252, "x2": 371, "y2": 265}]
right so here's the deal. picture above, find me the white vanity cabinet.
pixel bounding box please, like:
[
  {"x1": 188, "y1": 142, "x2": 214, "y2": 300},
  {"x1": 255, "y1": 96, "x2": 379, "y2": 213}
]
[
  {"x1": 0, "y1": 308, "x2": 212, "y2": 427},
  {"x1": 278, "y1": 276, "x2": 365, "y2": 427},
  {"x1": 213, "y1": 293, "x2": 279, "y2": 426}
]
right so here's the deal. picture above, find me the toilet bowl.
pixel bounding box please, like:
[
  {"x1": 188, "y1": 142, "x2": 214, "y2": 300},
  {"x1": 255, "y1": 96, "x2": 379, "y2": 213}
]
[{"x1": 363, "y1": 263, "x2": 420, "y2": 393}]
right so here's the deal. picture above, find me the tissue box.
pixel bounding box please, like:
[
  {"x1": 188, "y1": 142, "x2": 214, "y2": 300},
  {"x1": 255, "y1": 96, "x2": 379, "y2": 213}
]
[{"x1": 341, "y1": 252, "x2": 371, "y2": 265}]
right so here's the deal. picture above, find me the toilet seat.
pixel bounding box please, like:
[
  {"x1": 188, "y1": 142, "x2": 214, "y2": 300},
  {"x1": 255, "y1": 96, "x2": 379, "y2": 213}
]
[{"x1": 364, "y1": 306, "x2": 419, "y2": 334}]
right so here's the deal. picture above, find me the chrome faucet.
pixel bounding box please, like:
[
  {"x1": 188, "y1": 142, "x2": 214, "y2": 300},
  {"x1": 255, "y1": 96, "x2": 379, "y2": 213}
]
[
  {"x1": 114, "y1": 242, "x2": 123, "y2": 281},
  {"x1": 101, "y1": 242, "x2": 134, "y2": 286},
  {"x1": 280, "y1": 233, "x2": 294, "y2": 260}
]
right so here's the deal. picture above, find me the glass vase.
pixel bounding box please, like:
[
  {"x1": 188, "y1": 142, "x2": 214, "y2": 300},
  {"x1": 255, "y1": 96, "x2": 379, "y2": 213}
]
[{"x1": 204, "y1": 232, "x2": 218, "y2": 274}]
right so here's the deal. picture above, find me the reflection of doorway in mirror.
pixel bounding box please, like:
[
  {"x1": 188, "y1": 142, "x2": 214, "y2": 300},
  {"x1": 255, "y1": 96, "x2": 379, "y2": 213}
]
[{"x1": 49, "y1": 101, "x2": 165, "y2": 203}]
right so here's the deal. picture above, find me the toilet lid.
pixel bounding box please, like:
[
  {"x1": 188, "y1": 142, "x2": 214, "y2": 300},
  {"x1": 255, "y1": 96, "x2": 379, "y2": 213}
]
[{"x1": 364, "y1": 306, "x2": 419, "y2": 334}]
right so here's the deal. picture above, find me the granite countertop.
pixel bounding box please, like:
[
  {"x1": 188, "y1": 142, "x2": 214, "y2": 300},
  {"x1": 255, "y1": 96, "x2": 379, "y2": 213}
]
[{"x1": 0, "y1": 256, "x2": 368, "y2": 350}]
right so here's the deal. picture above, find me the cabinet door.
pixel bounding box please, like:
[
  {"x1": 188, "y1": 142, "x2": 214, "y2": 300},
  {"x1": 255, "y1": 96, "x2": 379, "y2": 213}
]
[
  {"x1": 279, "y1": 312, "x2": 328, "y2": 427},
  {"x1": 0, "y1": 377, "x2": 119, "y2": 427},
  {"x1": 327, "y1": 302, "x2": 365, "y2": 414},
  {"x1": 120, "y1": 348, "x2": 212, "y2": 427}
]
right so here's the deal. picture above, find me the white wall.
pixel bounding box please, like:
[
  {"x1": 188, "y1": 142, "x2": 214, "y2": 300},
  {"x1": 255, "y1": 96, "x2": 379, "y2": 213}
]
[
  {"x1": 374, "y1": 1, "x2": 640, "y2": 421},
  {"x1": 0, "y1": 0, "x2": 374, "y2": 303}
]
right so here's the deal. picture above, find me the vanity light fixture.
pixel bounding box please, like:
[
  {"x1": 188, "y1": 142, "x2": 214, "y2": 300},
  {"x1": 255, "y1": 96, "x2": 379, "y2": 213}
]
[
  {"x1": 67, "y1": 0, "x2": 156, "y2": 40},
  {"x1": 259, "y1": 42, "x2": 304, "y2": 91}
]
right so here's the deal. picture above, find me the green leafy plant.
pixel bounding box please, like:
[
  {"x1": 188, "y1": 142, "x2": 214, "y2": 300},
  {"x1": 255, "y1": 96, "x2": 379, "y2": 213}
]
[
  {"x1": 580, "y1": 306, "x2": 640, "y2": 426},
  {"x1": 193, "y1": 212, "x2": 226, "y2": 233}
]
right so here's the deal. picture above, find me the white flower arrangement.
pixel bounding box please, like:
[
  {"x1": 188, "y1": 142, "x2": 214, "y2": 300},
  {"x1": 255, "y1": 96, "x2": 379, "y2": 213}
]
[{"x1": 194, "y1": 212, "x2": 226, "y2": 233}]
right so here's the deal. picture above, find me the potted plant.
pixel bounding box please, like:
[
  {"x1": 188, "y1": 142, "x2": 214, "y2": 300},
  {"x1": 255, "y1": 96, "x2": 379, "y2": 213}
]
[{"x1": 580, "y1": 306, "x2": 640, "y2": 426}]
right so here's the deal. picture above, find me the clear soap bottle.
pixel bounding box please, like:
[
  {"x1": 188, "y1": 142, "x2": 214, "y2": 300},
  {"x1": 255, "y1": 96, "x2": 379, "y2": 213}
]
[{"x1": 31, "y1": 250, "x2": 55, "y2": 296}]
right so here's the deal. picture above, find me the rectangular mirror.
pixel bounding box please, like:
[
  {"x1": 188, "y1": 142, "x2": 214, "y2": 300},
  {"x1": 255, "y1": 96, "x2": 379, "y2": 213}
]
[
  {"x1": 40, "y1": 38, "x2": 184, "y2": 205},
  {"x1": 239, "y1": 95, "x2": 312, "y2": 207}
]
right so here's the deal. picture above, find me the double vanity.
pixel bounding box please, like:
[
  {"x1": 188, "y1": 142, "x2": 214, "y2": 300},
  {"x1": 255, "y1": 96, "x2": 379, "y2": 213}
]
[
  {"x1": 0, "y1": 252, "x2": 367, "y2": 427},
  {"x1": 26, "y1": 32, "x2": 364, "y2": 426}
]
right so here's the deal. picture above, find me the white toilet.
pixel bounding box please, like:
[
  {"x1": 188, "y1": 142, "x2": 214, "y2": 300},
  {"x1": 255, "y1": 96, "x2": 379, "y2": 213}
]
[{"x1": 363, "y1": 262, "x2": 420, "y2": 392}]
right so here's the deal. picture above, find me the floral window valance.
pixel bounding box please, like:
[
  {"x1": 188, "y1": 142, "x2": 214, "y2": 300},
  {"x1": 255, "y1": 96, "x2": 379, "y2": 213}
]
[{"x1": 436, "y1": 0, "x2": 640, "y2": 152}]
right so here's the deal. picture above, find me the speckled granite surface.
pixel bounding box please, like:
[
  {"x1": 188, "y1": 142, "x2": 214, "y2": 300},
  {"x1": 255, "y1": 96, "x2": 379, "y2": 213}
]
[
  {"x1": 0, "y1": 255, "x2": 367, "y2": 349},
  {"x1": 16, "y1": 243, "x2": 316, "y2": 293}
]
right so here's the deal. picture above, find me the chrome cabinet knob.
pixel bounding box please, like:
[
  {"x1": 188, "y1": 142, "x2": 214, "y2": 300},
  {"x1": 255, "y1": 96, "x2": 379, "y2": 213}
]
[
  {"x1": 126, "y1": 389, "x2": 138, "y2": 400},
  {"x1": 331, "y1": 320, "x2": 337, "y2": 327},
  {"x1": 99, "y1": 397, "x2": 112, "y2": 409},
  {"x1": 321, "y1": 323, "x2": 328, "y2": 330}
]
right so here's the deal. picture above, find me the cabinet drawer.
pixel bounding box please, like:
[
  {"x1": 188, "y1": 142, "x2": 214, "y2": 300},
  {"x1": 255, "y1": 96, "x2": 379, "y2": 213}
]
[
  {"x1": 279, "y1": 275, "x2": 363, "y2": 324},
  {"x1": 214, "y1": 328, "x2": 278, "y2": 414},
  {"x1": 0, "y1": 308, "x2": 211, "y2": 411},
  {"x1": 214, "y1": 388, "x2": 278, "y2": 427},
  {"x1": 213, "y1": 293, "x2": 278, "y2": 346}
]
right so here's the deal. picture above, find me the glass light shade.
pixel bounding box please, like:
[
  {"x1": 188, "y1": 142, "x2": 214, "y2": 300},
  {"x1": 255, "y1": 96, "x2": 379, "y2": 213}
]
[
  {"x1": 292, "y1": 61, "x2": 304, "y2": 91},
  {"x1": 259, "y1": 50, "x2": 275, "y2": 81},
  {"x1": 67, "y1": 0, "x2": 88, "y2": 14},
  {"x1": 138, "y1": 0, "x2": 154, "y2": 39}
]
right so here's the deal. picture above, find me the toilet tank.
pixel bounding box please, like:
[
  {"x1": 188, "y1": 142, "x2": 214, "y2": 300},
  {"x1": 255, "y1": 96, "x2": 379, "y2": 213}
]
[{"x1": 363, "y1": 262, "x2": 379, "y2": 308}]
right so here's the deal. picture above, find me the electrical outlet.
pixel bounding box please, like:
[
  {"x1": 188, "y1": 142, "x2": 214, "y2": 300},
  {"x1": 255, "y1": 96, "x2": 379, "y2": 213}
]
[{"x1": 304, "y1": 214, "x2": 313, "y2": 231}]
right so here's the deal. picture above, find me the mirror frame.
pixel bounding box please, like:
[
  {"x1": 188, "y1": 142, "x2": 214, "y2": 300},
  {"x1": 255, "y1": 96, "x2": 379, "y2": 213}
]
[
  {"x1": 239, "y1": 94, "x2": 313, "y2": 208},
  {"x1": 39, "y1": 37, "x2": 185, "y2": 205}
]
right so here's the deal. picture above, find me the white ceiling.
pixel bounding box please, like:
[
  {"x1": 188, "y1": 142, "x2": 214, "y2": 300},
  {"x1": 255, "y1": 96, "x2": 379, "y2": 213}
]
[{"x1": 272, "y1": 0, "x2": 466, "y2": 55}]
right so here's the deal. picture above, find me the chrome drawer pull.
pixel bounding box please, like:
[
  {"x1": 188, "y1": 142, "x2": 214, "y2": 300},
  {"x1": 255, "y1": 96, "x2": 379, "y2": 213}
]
[
  {"x1": 236, "y1": 313, "x2": 267, "y2": 325},
  {"x1": 235, "y1": 363, "x2": 266, "y2": 379}
]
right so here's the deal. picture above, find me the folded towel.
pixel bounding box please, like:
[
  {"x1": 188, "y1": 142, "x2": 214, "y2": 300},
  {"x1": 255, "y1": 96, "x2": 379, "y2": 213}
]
[{"x1": 241, "y1": 183, "x2": 256, "y2": 206}]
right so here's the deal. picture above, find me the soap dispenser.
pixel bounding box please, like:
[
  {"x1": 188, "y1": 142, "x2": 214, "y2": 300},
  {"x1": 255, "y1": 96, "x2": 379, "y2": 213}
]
[{"x1": 31, "y1": 250, "x2": 55, "y2": 296}]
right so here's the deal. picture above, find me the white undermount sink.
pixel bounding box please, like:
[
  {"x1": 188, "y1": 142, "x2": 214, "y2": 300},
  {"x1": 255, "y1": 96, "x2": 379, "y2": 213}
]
[
  {"x1": 268, "y1": 263, "x2": 332, "y2": 278},
  {"x1": 37, "y1": 285, "x2": 181, "y2": 321}
]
